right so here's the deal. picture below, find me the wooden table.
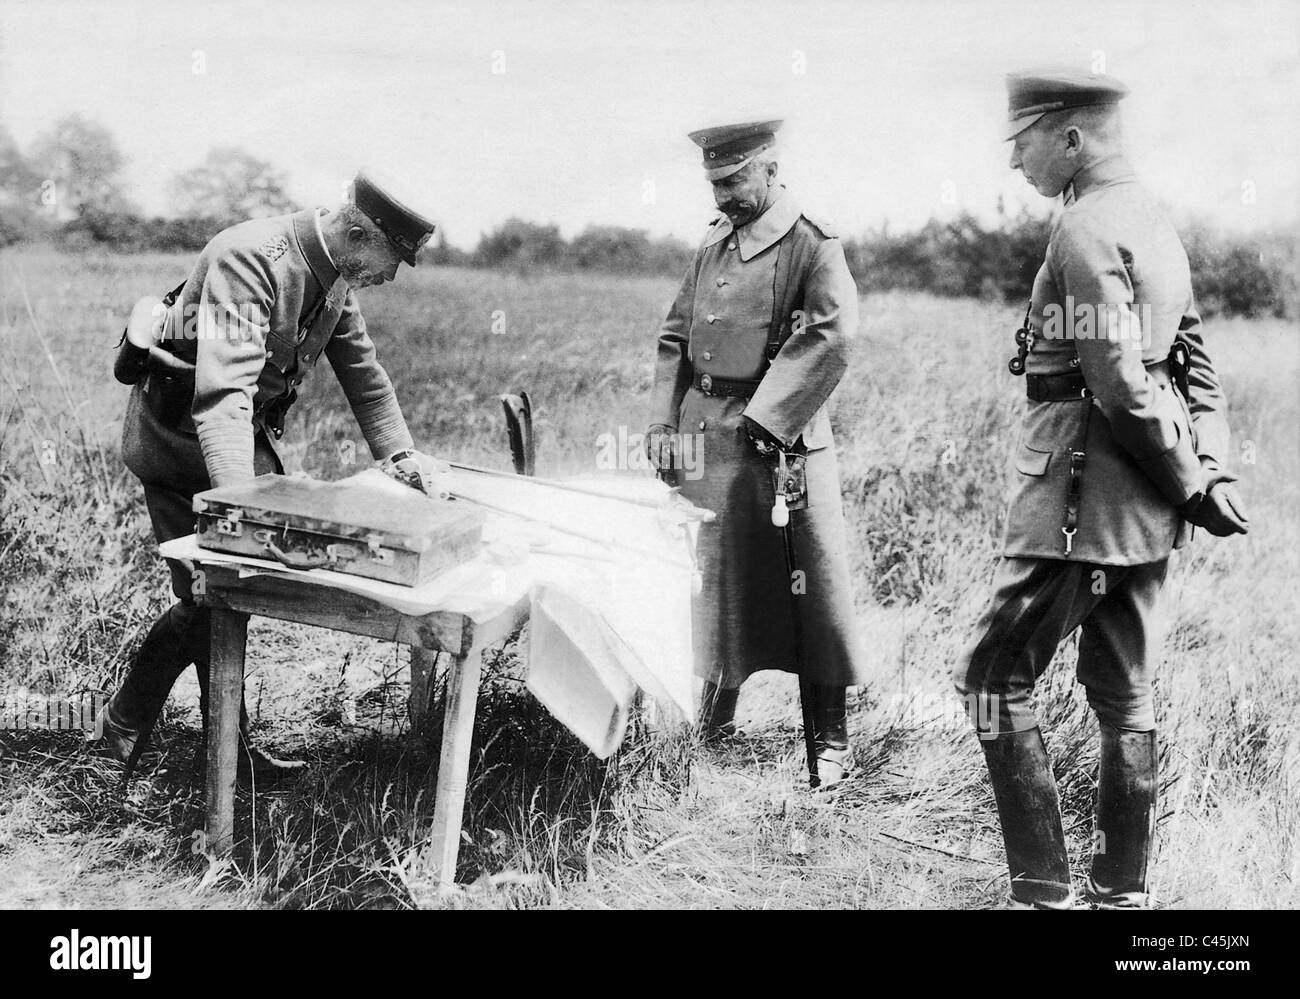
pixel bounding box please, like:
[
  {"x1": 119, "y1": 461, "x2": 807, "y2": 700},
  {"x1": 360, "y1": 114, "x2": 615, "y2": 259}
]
[{"x1": 195, "y1": 558, "x2": 530, "y2": 890}]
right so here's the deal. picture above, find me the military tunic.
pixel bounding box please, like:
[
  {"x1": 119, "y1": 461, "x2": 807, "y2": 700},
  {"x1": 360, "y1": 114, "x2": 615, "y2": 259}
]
[
  {"x1": 123, "y1": 207, "x2": 413, "y2": 493},
  {"x1": 120, "y1": 207, "x2": 415, "y2": 597},
  {"x1": 1004, "y1": 156, "x2": 1230, "y2": 566},
  {"x1": 956, "y1": 156, "x2": 1235, "y2": 733},
  {"x1": 649, "y1": 188, "x2": 861, "y2": 688}
]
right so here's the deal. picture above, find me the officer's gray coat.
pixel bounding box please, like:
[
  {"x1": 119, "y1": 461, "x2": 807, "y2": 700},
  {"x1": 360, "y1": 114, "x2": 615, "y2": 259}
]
[
  {"x1": 1005, "y1": 156, "x2": 1233, "y2": 566},
  {"x1": 649, "y1": 189, "x2": 861, "y2": 688}
]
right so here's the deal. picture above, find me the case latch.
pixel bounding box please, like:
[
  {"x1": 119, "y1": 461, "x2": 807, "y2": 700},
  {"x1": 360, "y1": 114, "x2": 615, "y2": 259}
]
[
  {"x1": 365, "y1": 532, "x2": 392, "y2": 564},
  {"x1": 216, "y1": 507, "x2": 244, "y2": 537}
]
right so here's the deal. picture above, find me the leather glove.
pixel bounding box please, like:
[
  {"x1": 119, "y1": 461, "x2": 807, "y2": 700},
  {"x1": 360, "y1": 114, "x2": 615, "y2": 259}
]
[
  {"x1": 383, "y1": 449, "x2": 448, "y2": 497},
  {"x1": 743, "y1": 416, "x2": 808, "y2": 458},
  {"x1": 1178, "y1": 481, "x2": 1250, "y2": 537},
  {"x1": 646, "y1": 424, "x2": 678, "y2": 480},
  {"x1": 742, "y1": 415, "x2": 782, "y2": 457}
]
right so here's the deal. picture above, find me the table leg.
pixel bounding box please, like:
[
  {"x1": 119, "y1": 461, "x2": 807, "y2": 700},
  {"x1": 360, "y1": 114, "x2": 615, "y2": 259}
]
[
  {"x1": 205, "y1": 608, "x2": 247, "y2": 857},
  {"x1": 426, "y1": 644, "x2": 483, "y2": 890},
  {"x1": 408, "y1": 646, "x2": 439, "y2": 747}
]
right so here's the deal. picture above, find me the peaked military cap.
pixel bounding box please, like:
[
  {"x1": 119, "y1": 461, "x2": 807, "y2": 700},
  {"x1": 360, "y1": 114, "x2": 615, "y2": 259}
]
[
  {"x1": 1005, "y1": 69, "x2": 1129, "y2": 140},
  {"x1": 688, "y1": 120, "x2": 783, "y2": 181},
  {"x1": 352, "y1": 170, "x2": 437, "y2": 265}
]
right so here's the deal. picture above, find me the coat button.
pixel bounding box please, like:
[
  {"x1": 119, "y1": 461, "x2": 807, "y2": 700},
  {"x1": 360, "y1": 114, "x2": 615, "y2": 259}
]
[
  {"x1": 702, "y1": 351, "x2": 712, "y2": 361},
  {"x1": 707, "y1": 314, "x2": 718, "y2": 323},
  {"x1": 698, "y1": 420, "x2": 706, "y2": 430},
  {"x1": 716, "y1": 277, "x2": 727, "y2": 287},
  {"x1": 729, "y1": 242, "x2": 737, "y2": 251}
]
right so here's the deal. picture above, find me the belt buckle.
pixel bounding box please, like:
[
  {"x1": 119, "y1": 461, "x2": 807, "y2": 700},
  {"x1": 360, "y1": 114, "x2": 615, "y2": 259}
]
[{"x1": 699, "y1": 373, "x2": 713, "y2": 394}]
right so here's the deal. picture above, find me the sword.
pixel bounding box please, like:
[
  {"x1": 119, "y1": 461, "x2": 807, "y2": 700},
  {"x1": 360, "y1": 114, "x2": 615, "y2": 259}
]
[{"x1": 772, "y1": 449, "x2": 819, "y2": 789}]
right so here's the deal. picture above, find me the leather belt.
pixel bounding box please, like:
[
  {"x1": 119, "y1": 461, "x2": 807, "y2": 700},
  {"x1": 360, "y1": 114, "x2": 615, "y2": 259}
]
[
  {"x1": 1027, "y1": 359, "x2": 1171, "y2": 402},
  {"x1": 692, "y1": 369, "x2": 760, "y2": 398}
]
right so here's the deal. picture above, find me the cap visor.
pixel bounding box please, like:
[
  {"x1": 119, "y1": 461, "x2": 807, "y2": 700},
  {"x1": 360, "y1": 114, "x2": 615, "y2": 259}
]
[
  {"x1": 704, "y1": 153, "x2": 756, "y2": 182},
  {"x1": 1004, "y1": 112, "x2": 1045, "y2": 141}
]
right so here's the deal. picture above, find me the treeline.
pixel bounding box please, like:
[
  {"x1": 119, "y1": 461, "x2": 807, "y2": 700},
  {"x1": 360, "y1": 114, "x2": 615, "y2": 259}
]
[
  {"x1": 2, "y1": 115, "x2": 1294, "y2": 318},
  {"x1": 843, "y1": 207, "x2": 1297, "y2": 319}
]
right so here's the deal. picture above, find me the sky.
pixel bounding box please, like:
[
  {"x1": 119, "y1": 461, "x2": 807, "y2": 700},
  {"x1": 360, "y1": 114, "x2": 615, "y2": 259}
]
[{"x1": 1, "y1": 0, "x2": 1297, "y2": 248}]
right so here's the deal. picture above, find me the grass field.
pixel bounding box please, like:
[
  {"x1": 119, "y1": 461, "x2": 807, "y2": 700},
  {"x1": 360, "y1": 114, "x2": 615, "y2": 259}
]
[{"x1": 1, "y1": 246, "x2": 1296, "y2": 909}]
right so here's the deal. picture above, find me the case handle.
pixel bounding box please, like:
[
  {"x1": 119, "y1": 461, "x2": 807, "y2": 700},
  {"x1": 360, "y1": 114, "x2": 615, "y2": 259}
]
[{"x1": 263, "y1": 539, "x2": 360, "y2": 571}]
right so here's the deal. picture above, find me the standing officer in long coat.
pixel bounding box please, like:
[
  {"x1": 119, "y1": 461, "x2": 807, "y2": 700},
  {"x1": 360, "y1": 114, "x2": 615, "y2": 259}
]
[
  {"x1": 955, "y1": 71, "x2": 1250, "y2": 908},
  {"x1": 647, "y1": 120, "x2": 862, "y2": 786},
  {"x1": 98, "y1": 171, "x2": 442, "y2": 780}
]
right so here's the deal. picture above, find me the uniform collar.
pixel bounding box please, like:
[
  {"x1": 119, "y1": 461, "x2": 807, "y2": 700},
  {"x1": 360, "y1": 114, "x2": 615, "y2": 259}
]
[
  {"x1": 291, "y1": 208, "x2": 340, "y2": 289},
  {"x1": 702, "y1": 186, "x2": 801, "y2": 260},
  {"x1": 313, "y1": 209, "x2": 336, "y2": 268},
  {"x1": 1063, "y1": 154, "x2": 1136, "y2": 206}
]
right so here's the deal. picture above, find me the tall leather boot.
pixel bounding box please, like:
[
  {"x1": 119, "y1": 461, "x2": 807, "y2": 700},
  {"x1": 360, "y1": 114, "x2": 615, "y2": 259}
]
[
  {"x1": 698, "y1": 680, "x2": 739, "y2": 741},
  {"x1": 1086, "y1": 722, "x2": 1157, "y2": 908},
  {"x1": 810, "y1": 684, "x2": 853, "y2": 789},
  {"x1": 979, "y1": 727, "x2": 1075, "y2": 909},
  {"x1": 94, "y1": 602, "x2": 202, "y2": 765}
]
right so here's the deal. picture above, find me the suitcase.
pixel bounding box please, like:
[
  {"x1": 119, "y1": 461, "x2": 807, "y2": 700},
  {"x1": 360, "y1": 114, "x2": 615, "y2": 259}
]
[{"x1": 193, "y1": 474, "x2": 484, "y2": 587}]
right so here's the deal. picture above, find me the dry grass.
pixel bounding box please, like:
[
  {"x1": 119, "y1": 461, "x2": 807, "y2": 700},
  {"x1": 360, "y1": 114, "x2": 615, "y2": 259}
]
[{"x1": 1, "y1": 246, "x2": 1296, "y2": 909}]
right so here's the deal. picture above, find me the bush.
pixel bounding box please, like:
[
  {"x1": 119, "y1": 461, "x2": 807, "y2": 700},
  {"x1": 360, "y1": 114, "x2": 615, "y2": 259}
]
[
  {"x1": 1180, "y1": 221, "x2": 1294, "y2": 319},
  {"x1": 475, "y1": 218, "x2": 569, "y2": 271}
]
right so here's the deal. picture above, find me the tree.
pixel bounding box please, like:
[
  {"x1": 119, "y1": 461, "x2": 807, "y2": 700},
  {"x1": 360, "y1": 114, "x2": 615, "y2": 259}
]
[
  {"x1": 169, "y1": 147, "x2": 297, "y2": 223},
  {"x1": 0, "y1": 124, "x2": 49, "y2": 244},
  {"x1": 475, "y1": 218, "x2": 568, "y2": 270},
  {"x1": 570, "y1": 225, "x2": 653, "y2": 272},
  {"x1": 28, "y1": 113, "x2": 132, "y2": 220},
  {"x1": 0, "y1": 125, "x2": 41, "y2": 201}
]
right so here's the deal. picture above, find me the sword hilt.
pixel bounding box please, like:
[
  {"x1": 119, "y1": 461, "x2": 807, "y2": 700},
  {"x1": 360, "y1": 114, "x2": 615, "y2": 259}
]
[{"x1": 771, "y1": 450, "x2": 790, "y2": 527}]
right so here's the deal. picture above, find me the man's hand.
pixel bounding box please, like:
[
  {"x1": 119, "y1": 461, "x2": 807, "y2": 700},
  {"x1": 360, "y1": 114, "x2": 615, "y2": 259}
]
[
  {"x1": 646, "y1": 424, "x2": 679, "y2": 484},
  {"x1": 1179, "y1": 481, "x2": 1250, "y2": 537},
  {"x1": 646, "y1": 424, "x2": 677, "y2": 469},
  {"x1": 383, "y1": 449, "x2": 448, "y2": 496},
  {"x1": 742, "y1": 415, "x2": 783, "y2": 458}
]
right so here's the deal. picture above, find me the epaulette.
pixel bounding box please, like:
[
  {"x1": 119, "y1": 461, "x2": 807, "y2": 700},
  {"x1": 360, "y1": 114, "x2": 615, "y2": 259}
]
[{"x1": 800, "y1": 212, "x2": 838, "y2": 239}]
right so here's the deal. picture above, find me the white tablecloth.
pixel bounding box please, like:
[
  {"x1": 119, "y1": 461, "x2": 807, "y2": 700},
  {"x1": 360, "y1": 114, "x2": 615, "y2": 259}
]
[{"x1": 163, "y1": 468, "x2": 706, "y2": 757}]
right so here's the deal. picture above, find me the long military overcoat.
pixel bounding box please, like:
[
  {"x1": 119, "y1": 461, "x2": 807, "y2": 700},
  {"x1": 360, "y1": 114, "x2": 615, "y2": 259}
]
[{"x1": 649, "y1": 188, "x2": 862, "y2": 688}]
